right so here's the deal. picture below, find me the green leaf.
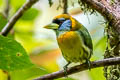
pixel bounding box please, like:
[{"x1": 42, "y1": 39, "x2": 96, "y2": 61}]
[
  {"x1": 0, "y1": 35, "x2": 33, "y2": 71},
  {"x1": 94, "y1": 36, "x2": 106, "y2": 51},
  {"x1": 20, "y1": 8, "x2": 39, "y2": 21},
  {"x1": 89, "y1": 67, "x2": 105, "y2": 80},
  {"x1": 0, "y1": 0, "x2": 3, "y2": 7},
  {"x1": 10, "y1": 0, "x2": 26, "y2": 11},
  {"x1": 0, "y1": 13, "x2": 8, "y2": 31},
  {"x1": 10, "y1": 66, "x2": 49, "y2": 80}
]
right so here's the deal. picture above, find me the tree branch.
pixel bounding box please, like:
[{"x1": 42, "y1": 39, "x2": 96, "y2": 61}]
[
  {"x1": 81, "y1": 0, "x2": 120, "y2": 35},
  {"x1": 63, "y1": 0, "x2": 68, "y2": 14},
  {"x1": 4, "y1": 0, "x2": 10, "y2": 18},
  {"x1": 0, "y1": 0, "x2": 39, "y2": 36},
  {"x1": 34, "y1": 57, "x2": 120, "y2": 80}
]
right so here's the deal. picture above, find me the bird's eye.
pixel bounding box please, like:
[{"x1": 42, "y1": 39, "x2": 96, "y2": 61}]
[
  {"x1": 52, "y1": 19, "x2": 60, "y2": 24},
  {"x1": 52, "y1": 18, "x2": 66, "y2": 25}
]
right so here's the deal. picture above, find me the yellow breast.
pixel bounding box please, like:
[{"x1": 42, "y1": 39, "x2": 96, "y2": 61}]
[
  {"x1": 57, "y1": 31, "x2": 82, "y2": 50},
  {"x1": 57, "y1": 31, "x2": 77, "y2": 43}
]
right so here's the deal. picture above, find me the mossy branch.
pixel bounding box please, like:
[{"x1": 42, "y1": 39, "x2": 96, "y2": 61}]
[{"x1": 79, "y1": 0, "x2": 120, "y2": 35}]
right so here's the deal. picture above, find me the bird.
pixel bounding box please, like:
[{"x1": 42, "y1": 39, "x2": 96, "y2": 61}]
[{"x1": 44, "y1": 14, "x2": 93, "y2": 74}]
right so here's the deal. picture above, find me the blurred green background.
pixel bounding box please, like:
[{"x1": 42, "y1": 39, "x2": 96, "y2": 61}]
[{"x1": 0, "y1": 0, "x2": 106, "y2": 80}]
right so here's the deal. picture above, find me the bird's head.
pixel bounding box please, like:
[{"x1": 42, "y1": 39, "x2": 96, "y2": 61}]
[{"x1": 44, "y1": 14, "x2": 81, "y2": 31}]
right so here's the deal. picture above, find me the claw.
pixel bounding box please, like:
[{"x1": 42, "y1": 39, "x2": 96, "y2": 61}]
[
  {"x1": 86, "y1": 59, "x2": 91, "y2": 70},
  {"x1": 63, "y1": 62, "x2": 70, "y2": 77}
]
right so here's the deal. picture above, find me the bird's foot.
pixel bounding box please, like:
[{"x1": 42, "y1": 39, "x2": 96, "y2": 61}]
[
  {"x1": 63, "y1": 66, "x2": 68, "y2": 77},
  {"x1": 85, "y1": 59, "x2": 91, "y2": 70},
  {"x1": 63, "y1": 62, "x2": 70, "y2": 77}
]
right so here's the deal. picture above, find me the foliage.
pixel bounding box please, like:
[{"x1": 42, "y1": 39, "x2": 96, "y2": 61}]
[
  {"x1": 0, "y1": 35, "x2": 33, "y2": 71},
  {"x1": 20, "y1": 8, "x2": 40, "y2": 21},
  {"x1": 10, "y1": 0, "x2": 26, "y2": 11},
  {"x1": 0, "y1": 14, "x2": 7, "y2": 31},
  {"x1": 10, "y1": 66, "x2": 49, "y2": 80}
]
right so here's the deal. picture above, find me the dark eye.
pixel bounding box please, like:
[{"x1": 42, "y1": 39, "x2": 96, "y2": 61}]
[
  {"x1": 52, "y1": 18, "x2": 66, "y2": 25},
  {"x1": 52, "y1": 19, "x2": 60, "y2": 24}
]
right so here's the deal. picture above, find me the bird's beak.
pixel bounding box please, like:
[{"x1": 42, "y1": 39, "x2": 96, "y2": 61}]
[{"x1": 44, "y1": 23, "x2": 59, "y2": 29}]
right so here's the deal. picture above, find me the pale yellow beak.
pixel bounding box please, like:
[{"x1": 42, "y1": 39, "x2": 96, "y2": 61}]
[{"x1": 44, "y1": 23, "x2": 59, "y2": 29}]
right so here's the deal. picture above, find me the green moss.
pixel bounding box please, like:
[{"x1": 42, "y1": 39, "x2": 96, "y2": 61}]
[{"x1": 77, "y1": 0, "x2": 96, "y2": 14}]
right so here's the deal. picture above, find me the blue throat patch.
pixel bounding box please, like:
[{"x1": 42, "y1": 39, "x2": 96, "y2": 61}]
[{"x1": 58, "y1": 20, "x2": 71, "y2": 31}]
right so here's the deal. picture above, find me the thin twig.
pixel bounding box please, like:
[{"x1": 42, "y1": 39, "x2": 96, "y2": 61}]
[
  {"x1": 4, "y1": 0, "x2": 10, "y2": 18},
  {"x1": 34, "y1": 57, "x2": 120, "y2": 80},
  {"x1": 1, "y1": 0, "x2": 39, "y2": 36},
  {"x1": 63, "y1": 0, "x2": 68, "y2": 14},
  {"x1": 7, "y1": 74, "x2": 11, "y2": 80}
]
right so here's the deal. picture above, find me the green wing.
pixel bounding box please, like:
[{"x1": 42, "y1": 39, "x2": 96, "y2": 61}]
[{"x1": 78, "y1": 24, "x2": 93, "y2": 54}]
